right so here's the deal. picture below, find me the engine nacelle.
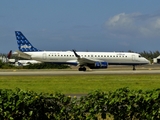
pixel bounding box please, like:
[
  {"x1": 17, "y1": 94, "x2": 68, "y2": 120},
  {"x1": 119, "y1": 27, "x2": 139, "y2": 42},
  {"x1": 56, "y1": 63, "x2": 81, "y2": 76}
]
[{"x1": 88, "y1": 61, "x2": 108, "y2": 69}]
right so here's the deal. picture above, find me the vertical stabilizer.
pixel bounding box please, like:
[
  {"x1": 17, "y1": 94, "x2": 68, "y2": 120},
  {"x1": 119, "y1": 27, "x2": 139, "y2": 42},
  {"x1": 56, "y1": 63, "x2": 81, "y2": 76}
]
[
  {"x1": 7, "y1": 50, "x2": 12, "y2": 59},
  {"x1": 15, "y1": 31, "x2": 40, "y2": 52}
]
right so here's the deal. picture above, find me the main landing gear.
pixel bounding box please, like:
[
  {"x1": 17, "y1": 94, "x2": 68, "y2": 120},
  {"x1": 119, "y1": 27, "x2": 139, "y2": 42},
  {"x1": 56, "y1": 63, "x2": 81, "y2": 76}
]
[{"x1": 78, "y1": 67, "x2": 86, "y2": 71}]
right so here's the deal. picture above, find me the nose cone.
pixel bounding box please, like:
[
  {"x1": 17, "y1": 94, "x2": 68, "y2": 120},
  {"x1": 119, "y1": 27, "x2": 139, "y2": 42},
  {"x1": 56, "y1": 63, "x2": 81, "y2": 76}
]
[{"x1": 145, "y1": 59, "x2": 150, "y2": 64}]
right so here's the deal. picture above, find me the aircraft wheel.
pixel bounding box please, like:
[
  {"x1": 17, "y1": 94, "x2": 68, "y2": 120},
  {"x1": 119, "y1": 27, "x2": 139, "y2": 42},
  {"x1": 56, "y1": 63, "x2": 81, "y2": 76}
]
[
  {"x1": 79, "y1": 67, "x2": 86, "y2": 71},
  {"x1": 79, "y1": 68, "x2": 83, "y2": 71},
  {"x1": 83, "y1": 67, "x2": 86, "y2": 71}
]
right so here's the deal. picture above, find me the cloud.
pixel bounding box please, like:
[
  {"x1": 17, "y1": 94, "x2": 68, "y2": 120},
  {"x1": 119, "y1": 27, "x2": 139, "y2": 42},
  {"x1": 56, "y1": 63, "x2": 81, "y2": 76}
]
[
  {"x1": 105, "y1": 12, "x2": 160, "y2": 39},
  {"x1": 106, "y1": 13, "x2": 137, "y2": 27}
]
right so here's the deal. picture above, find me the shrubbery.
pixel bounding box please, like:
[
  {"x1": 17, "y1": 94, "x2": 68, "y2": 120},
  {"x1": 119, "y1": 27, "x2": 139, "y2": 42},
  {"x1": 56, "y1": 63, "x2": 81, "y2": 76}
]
[
  {"x1": 1, "y1": 88, "x2": 160, "y2": 119},
  {"x1": 0, "y1": 60, "x2": 70, "y2": 69},
  {"x1": 23, "y1": 63, "x2": 70, "y2": 69},
  {"x1": 0, "y1": 60, "x2": 16, "y2": 69}
]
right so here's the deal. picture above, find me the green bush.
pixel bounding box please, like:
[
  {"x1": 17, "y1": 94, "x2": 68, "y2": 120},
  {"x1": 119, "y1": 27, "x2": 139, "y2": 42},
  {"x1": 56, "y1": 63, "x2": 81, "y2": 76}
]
[
  {"x1": 0, "y1": 60, "x2": 16, "y2": 69},
  {"x1": 0, "y1": 60, "x2": 70, "y2": 69},
  {"x1": 23, "y1": 63, "x2": 70, "y2": 69},
  {"x1": 1, "y1": 88, "x2": 160, "y2": 119}
]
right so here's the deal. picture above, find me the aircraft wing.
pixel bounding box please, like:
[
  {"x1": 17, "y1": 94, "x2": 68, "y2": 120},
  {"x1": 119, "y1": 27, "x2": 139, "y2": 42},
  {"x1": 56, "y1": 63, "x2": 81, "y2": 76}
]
[
  {"x1": 72, "y1": 50, "x2": 108, "y2": 70},
  {"x1": 15, "y1": 50, "x2": 31, "y2": 59},
  {"x1": 72, "y1": 50, "x2": 100, "y2": 65},
  {"x1": 77, "y1": 57, "x2": 98, "y2": 65}
]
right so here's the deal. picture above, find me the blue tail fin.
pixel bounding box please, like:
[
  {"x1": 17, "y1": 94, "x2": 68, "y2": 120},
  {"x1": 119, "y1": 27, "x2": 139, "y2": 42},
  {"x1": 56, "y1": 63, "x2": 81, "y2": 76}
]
[{"x1": 15, "y1": 31, "x2": 40, "y2": 52}]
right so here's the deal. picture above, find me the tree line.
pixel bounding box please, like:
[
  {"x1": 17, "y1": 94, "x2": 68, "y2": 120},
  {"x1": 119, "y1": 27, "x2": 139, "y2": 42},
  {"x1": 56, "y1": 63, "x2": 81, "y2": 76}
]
[
  {"x1": 0, "y1": 59, "x2": 70, "y2": 69},
  {"x1": 139, "y1": 51, "x2": 160, "y2": 62}
]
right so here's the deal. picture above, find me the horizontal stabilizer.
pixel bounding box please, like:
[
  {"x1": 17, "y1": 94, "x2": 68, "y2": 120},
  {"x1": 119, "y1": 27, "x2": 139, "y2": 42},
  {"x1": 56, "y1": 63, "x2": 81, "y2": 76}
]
[{"x1": 15, "y1": 50, "x2": 32, "y2": 59}]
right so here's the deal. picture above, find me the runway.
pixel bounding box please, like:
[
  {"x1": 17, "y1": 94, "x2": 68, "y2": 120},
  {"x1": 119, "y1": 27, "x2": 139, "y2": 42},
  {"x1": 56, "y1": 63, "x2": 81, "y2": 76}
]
[{"x1": 1, "y1": 69, "x2": 160, "y2": 75}]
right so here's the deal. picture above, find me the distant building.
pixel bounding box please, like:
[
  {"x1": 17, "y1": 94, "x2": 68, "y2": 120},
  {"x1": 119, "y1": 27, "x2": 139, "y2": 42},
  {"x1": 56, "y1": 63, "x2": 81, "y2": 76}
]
[{"x1": 153, "y1": 56, "x2": 160, "y2": 64}]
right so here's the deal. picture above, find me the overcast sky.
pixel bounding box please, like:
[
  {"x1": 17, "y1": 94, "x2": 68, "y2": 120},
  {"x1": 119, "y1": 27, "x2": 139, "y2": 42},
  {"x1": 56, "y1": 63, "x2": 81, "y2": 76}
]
[{"x1": 1, "y1": 0, "x2": 160, "y2": 53}]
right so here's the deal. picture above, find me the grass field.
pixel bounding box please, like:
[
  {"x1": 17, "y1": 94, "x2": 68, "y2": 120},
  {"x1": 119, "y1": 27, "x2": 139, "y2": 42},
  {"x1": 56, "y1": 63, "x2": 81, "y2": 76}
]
[{"x1": 0, "y1": 74, "x2": 160, "y2": 94}]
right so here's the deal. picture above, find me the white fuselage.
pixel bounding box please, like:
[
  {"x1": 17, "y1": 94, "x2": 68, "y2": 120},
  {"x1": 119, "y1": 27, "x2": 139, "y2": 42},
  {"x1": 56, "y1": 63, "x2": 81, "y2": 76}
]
[{"x1": 23, "y1": 51, "x2": 149, "y2": 65}]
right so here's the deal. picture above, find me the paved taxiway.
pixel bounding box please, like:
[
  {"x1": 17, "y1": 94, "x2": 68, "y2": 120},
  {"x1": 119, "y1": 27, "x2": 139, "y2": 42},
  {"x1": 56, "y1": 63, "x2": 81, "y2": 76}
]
[
  {"x1": 1, "y1": 70, "x2": 160, "y2": 76},
  {"x1": 0, "y1": 64, "x2": 160, "y2": 75}
]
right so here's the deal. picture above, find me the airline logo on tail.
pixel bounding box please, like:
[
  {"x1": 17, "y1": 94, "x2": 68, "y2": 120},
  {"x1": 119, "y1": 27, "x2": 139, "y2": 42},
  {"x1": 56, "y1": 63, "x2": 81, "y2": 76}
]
[
  {"x1": 15, "y1": 31, "x2": 41, "y2": 52},
  {"x1": 20, "y1": 44, "x2": 32, "y2": 49}
]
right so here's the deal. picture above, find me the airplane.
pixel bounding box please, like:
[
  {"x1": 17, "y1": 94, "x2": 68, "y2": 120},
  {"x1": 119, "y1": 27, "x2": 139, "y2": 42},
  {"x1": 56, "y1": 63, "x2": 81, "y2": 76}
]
[
  {"x1": 15, "y1": 31, "x2": 150, "y2": 71},
  {"x1": 14, "y1": 60, "x2": 41, "y2": 66}
]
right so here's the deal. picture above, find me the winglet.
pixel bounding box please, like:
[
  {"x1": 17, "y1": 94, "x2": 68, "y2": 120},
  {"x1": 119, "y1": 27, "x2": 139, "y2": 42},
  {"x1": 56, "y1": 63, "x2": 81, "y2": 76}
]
[{"x1": 72, "y1": 50, "x2": 80, "y2": 58}]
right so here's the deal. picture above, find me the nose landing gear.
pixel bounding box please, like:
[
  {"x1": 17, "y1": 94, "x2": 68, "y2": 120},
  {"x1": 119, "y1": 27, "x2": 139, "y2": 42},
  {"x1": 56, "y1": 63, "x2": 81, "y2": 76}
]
[{"x1": 133, "y1": 65, "x2": 136, "y2": 70}]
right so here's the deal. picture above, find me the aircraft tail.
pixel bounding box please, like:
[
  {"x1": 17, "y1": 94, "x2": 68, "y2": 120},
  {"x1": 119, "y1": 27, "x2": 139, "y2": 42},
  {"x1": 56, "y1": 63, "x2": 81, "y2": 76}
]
[
  {"x1": 15, "y1": 31, "x2": 40, "y2": 52},
  {"x1": 7, "y1": 50, "x2": 12, "y2": 59}
]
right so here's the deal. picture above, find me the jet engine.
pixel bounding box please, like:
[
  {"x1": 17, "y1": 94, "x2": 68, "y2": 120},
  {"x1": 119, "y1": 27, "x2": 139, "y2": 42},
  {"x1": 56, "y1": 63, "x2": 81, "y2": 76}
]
[{"x1": 88, "y1": 61, "x2": 108, "y2": 69}]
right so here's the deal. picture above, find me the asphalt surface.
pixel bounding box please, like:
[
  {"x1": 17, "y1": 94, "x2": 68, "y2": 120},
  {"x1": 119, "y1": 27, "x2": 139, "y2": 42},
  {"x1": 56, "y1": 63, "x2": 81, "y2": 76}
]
[{"x1": 0, "y1": 64, "x2": 160, "y2": 76}]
